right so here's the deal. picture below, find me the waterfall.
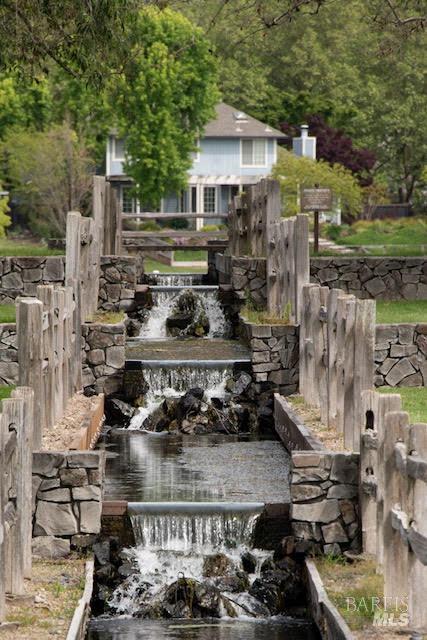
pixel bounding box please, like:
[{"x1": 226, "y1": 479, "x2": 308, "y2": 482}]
[
  {"x1": 139, "y1": 286, "x2": 228, "y2": 339},
  {"x1": 128, "y1": 364, "x2": 232, "y2": 429},
  {"x1": 108, "y1": 503, "x2": 267, "y2": 617},
  {"x1": 154, "y1": 274, "x2": 203, "y2": 287}
]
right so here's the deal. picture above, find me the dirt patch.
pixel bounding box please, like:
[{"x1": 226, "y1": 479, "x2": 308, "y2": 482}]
[
  {"x1": 315, "y1": 556, "x2": 413, "y2": 639},
  {"x1": 2, "y1": 556, "x2": 86, "y2": 640},
  {"x1": 286, "y1": 394, "x2": 347, "y2": 451},
  {"x1": 41, "y1": 393, "x2": 101, "y2": 451}
]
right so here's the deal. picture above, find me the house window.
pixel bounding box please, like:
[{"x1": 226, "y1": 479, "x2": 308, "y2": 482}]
[
  {"x1": 113, "y1": 137, "x2": 125, "y2": 160},
  {"x1": 122, "y1": 186, "x2": 136, "y2": 213},
  {"x1": 241, "y1": 139, "x2": 266, "y2": 167},
  {"x1": 203, "y1": 186, "x2": 216, "y2": 213}
]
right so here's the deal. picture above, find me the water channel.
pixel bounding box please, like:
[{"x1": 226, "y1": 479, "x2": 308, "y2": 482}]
[{"x1": 87, "y1": 273, "x2": 320, "y2": 639}]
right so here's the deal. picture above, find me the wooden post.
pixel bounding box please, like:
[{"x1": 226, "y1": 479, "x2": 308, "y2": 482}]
[
  {"x1": 285, "y1": 218, "x2": 296, "y2": 322},
  {"x1": 408, "y1": 421, "x2": 427, "y2": 629},
  {"x1": 335, "y1": 294, "x2": 356, "y2": 445},
  {"x1": 17, "y1": 298, "x2": 43, "y2": 449},
  {"x1": 93, "y1": 175, "x2": 106, "y2": 257},
  {"x1": 37, "y1": 285, "x2": 55, "y2": 430},
  {"x1": 383, "y1": 411, "x2": 410, "y2": 602},
  {"x1": 267, "y1": 220, "x2": 280, "y2": 315},
  {"x1": 326, "y1": 288, "x2": 340, "y2": 428},
  {"x1": 65, "y1": 212, "x2": 82, "y2": 392},
  {"x1": 11, "y1": 387, "x2": 34, "y2": 579},
  {"x1": 313, "y1": 210, "x2": 319, "y2": 254},
  {"x1": 299, "y1": 283, "x2": 318, "y2": 404},
  {"x1": 352, "y1": 299, "x2": 376, "y2": 452},
  {"x1": 294, "y1": 214, "x2": 310, "y2": 324},
  {"x1": 53, "y1": 288, "x2": 66, "y2": 416},
  {"x1": 63, "y1": 287, "x2": 74, "y2": 403}
]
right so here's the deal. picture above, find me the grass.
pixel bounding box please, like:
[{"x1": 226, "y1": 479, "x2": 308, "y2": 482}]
[
  {"x1": 174, "y1": 249, "x2": 207, "y2": 262},
  {"x1": 376, "y1": 300, "x2": 427, "y2": 324},
  {"x1": 240, "y1": 303, "x2": 291, "y2": 325},
  {"x1": 0, "y1": 385, "x2": 15, "y2": 401},
  {"x1": 0, "y1": 237, "x2": 63, "y2": 256},
  {"x1": 324, "y1": 217, "x2": 427, "y2": 251},
  {"x1": 315, "y1": 246, "x2": 427, "y2": 257},
  {"x1": 316, "y1": 556, "x2": 384, "y2": 631},
  {"x1": 379, "y1": 386, "x2": 427, "y2": 423},
  {"x1": 0, "y1": 303, "x2": 16, "y2": 323},
  {"x1": 89, "y1": 310, "x2": 125, "y2": 324},
  {"x1": 144, "y1": 258, "x2": 206, "y2": 274}
]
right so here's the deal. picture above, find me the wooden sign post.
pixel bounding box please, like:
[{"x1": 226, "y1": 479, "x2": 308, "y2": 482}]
[{"x1": 301, "y1": 186, "x2": 333, "y2": 254}]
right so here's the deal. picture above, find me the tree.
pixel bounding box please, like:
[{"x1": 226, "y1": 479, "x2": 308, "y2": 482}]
[
  {"x1": 272, "y1": 148, "x2": 362, "y2": 217},
  {"x1": 0, "y1": 188, "x2": 11, "y2": 238},
  {"x1": 110, "y1": 7, "x2": 219, "y2": 206},
  {"x1": 2, "y1": 124, "x2": 94, "y2": 237}
]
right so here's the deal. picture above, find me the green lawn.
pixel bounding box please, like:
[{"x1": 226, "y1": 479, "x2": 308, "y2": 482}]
[
  {"x1": 0, "y1": 237, "x2": 63, "y2": 257},
  {"x1": 315, "y1": 246, "x2": 427, "y2": 257},
  {"x1": 0, "y1": 304, "x2": 16, "y2": 323},
  {"x1": 144, "y1": 259, "x2": 206, "y2": 274},
  {"x1": 174, "y1": 249, "x2": 207, "y2": 262},
  {"x1": 0, "y1": 385, "x2": 15, "y2": 401},
  {"x1": 322, "y1": 217, "x2": 427, "y2": 256},
  {"x1": 376, "y1": 300, "x2": 427, "y2": 324},
  {"x1": 379, "y1": 386, "x2": 427, "y2": 423}
]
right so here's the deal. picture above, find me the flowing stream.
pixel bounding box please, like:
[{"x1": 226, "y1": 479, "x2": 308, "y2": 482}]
[{"x1": 88, "y1": 272, "x2": 319, "y2": 640}]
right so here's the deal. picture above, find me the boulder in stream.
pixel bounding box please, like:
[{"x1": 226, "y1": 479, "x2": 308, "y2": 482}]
[{"x1": 166, "y1": 289, "x2": 210, "y2": 337}]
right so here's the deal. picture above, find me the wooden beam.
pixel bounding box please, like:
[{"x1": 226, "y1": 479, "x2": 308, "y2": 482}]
[
  {"x1": 121, "y1": 213, "x2": 229, "y2": 220},
  {"x1": 121, "y1": 230, "x2": 228, "y2": 239},
  {"x1": 129, "y1": 243, "x2": 228, "y2": 251}
]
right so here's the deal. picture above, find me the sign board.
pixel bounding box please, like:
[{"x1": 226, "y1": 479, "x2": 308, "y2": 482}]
[{"x1": 301, "y1": 188, "x2": 333, "y2": 212}]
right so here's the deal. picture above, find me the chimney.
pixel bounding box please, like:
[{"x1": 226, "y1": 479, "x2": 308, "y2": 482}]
[{"x1": 293, "y1": 124, "x2": 316, "y2": 160}]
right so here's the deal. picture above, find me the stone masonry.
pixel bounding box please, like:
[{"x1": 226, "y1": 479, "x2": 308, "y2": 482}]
[
  {"x1": 311, "y1": 257, "x2": 427, "y2": 300},
  {"x1": 82, "y1": 321, "x2": 126, "y2": 395},
  {"x1": 0, "y1": 323, "x2": 17, "y2": 384},
  {"x1": 32, "y1": 450, "x2": 105, "y2": 556},
  {"x1": 375, "y1": 323, "x2": 427, "y2": 387},
  {"x1": 241, "y1": 320, "x2": 299, "y2": 396},
  {"x1": 231, "y1": 257, "x2": 267, "y2": 309},
  {"x1": 0, "y1": 256, "x2": 65, "y2": 302},
  {"x1": 98, "y1": 256, "x2": 137, "y2": 312},
  {"x1": 291, "y1": 451, "x2": 360, "y2": 555}
]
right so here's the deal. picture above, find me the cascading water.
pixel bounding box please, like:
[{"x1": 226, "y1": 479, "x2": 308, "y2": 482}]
[
  {"x1": 129, "y1": 364, "x2": 232, "y2": 429},
  {"x1": 139, "y1": 286, "x2": 228, "y2": 339},
  {"x1": 107, "y1": 503, "x2": 269, "y2": 618}
]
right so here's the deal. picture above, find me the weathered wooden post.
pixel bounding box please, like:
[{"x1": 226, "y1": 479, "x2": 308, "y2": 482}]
[
  {"x1": 294, "y1": 214, "x2": 310, "y2": 324},
  {"x1": 37, "y1": 285, "x2": 55, "y2": 430},
  {"x1": 93, "y1": 175, "x2": 105, "y2": 256},
  {"x1": 79, "y1": 216, "x2": 92, "y2": 322},
  {"x1": 17, "y1": 298, "x2": 43, "y2": 448},
  {"x1": 326, "y1": 288, "x2": 340, "y2": 428},
  {"x1": 383, "y1": 411, "x2": 409, "y2": 602},
  {"x1": 408, "y1": 421, "x2": 427, "y2": 629},
  {"x1": 335, "y1": 294, "x2": 356, "y2": 444},
  {"x1": 352, "y1": 299, "x2": 376, "y2": 452},
  {"x1": 11, "y1": 387, "x2": 34, "y2": 579},
  {"x1": 299, "y1": 283, "x2": 318, "y2": 402},
  {"x1": 53, "y1": 287, "x2": 66, "y2": 417},
  {"x1": 65, "y1": 211, "x2": 83, "y2": 392}
]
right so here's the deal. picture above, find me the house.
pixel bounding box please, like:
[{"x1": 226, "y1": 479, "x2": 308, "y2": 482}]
[{"x1": 106, "y1": 102, "x2": 288, "y2": 225}]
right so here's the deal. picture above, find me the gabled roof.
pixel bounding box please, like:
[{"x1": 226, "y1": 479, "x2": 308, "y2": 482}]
[{"x1": 202, "y1": 102, "x2": 285, "y2": 139}]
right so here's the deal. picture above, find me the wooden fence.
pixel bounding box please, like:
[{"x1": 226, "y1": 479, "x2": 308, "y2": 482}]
[
  {"x1": 299, "y1": 284, "x2": 376, "y2": 451},
  {"x1": 0, "y1": 388, "x2": 34, "y2": 621},
  {"x1": 360, "y1": 390, "x2": 427, "y2": 629}
]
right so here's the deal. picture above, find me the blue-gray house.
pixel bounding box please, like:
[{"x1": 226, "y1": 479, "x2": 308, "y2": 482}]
[{"x1": 106, "y1": 103, "x2": 289, "y2": 225}]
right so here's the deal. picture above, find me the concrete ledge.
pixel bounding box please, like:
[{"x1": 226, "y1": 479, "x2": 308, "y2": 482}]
[
  {"x1": 102, "y1": 500, "x2": 128, "y2": 516},
  {"x1": 305, "y1": 558, "x2": 354, "y2": 639},
  {"x1": 274, "y1": 393, "x2": 325, "y2": 452},
  {"x1": 66, "y1": 558, "x2": 94, "y2": 640}
]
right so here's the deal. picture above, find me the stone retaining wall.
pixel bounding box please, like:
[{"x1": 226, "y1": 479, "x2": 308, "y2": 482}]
[
  {"x1": 98, "y1": 256, "x2": 137, "y2": 312},
  {"x1": 82, "y1": 322, "x2": 125, "y2": 395},
  {"x1": 0, "y1": 256, "x2": 65, "y2": 302},
  {"x1": 0, "y1": 322, "x2": 18, "y2": 384},
  {"x1": 32, "y1": 450, "x2": 105, "y2": 556},
  {"x1": 375, "y1": 323, "x2": 427, "y2": 386},
  {"x1": 274, "y1": 393, "x2": 324, "y2": 451},
  {"x1": 291, "y1": 451, "x2": 360, "y2": 555},
  {"x1": 216, "y1": 254, "x2": 267, "y2": 309},
  {"x1": 240, "y1": 320, "x2": 299, "y2": 396},
  {"x1": 311, "y1": 256, "x2": 427, "y2": 300}
]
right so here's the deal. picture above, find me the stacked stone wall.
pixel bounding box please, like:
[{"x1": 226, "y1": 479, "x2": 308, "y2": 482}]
[
  {"x1": 0, "y1": 322, "x2": 17, "y2": 384},
  {"x1": 82, "y1": 322, "x2": 125, "y2": 395},
  {"x1": 375, "y1": 323, "x2": 427, "y2": 386},
  {"x1": 32, "y1": 450, "x2": 105, "y2": 556},
  {"x1": 291, "y1": 451, "x2": 360, "y2": 555},
  {"x1": 0, "y1": 256, "x2": 65, "y2": 302},
  {"x1": 240, "y1": 320, "x2": 299, "y2": 396},
  {"x1": 311, "y1": 256, "x2": 427, "y2": 300},
  {"x1": 98, "y1": 256, "x2": 137, "y2": 312}
]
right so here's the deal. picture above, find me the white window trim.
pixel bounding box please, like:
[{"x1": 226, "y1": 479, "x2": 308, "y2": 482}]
[
  {"x1": 113, "y1": 136, "x2": 126, "y2": 161},
  {"x1": 193, "y1": 137, "x2": 201, "y2": 163},
  {"x1": 121, "y1": 185, "x2": 140, "y2": 214},
  {"x1": 203, "y1": 185, "x2": 217, "y2": 214},
  {"x1": 273, "y1": 139, "x2": 278, "y2": 164},
  {"x1": 240, "y1": 138, "x2": 268, "y2": 168}
]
